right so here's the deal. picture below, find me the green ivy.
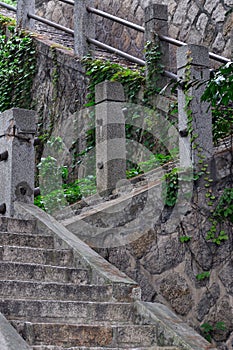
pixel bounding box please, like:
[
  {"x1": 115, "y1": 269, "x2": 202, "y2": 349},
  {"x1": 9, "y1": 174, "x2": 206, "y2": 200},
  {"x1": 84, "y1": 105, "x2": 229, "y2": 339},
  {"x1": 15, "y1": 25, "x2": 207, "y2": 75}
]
[
  {"x1": 162, "y1": 167, "x2": 179, "y2": 207},
  {"x1": 0, "y1": 0, "x2": 17, "y2": 5},
  {"x1": 202, "y1": 62, "x2": 233, "y2": 144},
  {"x1": 82, "y1": 56, "x2": 145, "y2": 106},
  {"x1": 201, "y1": 321, "x2": 226, "y2": 343},
  {"x1": 0, "y1": 21, "x2": 36, "y2": 112}
]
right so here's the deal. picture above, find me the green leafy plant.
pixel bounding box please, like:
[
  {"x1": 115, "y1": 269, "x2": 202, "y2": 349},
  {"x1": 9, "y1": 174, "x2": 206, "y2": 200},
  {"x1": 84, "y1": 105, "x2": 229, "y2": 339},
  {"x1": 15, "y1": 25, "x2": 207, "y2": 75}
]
[
  {"x1": 144, "y1": 40, "x2": 164, "y2": 104},
  {"x1": 82, "y1": 56, "x2": 145, "y2": 106},
  {"x1": 179, "y1": 235, "x2": 192, "y2": 243},
  {"x1": 0, "y1": 22, "x2": 36, "y2": 112},
  {"x1": 0, "y1": 0, "x2": 17, "y2": 6},
  {"x1": 196, "y1": 271, "x2": 210, "y2": 281},
  {"x1": 162, "y1": 167, "x2": 179, "y2": 207},
  {"x1": 202, "y1": 62, "x2": 233, "y2": 144},
  {"x1": 201, "y1": 321, "x2": 226, "y2": 343},
  {"x1": 205, "y1": 187, "x2": 233, "y2": 244}
]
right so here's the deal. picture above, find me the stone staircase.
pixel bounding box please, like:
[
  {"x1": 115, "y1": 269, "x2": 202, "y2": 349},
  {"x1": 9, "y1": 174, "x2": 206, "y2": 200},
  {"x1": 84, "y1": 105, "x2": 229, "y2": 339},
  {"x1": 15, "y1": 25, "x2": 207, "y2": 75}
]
[{"x1": 0, "y1": 205, "x2": 215, "y2": 350}]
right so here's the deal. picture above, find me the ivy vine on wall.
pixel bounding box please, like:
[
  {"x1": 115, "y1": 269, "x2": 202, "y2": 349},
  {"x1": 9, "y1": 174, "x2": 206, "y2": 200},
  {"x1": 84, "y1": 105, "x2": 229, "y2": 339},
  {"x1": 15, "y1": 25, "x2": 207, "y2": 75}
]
[{"x1": 0, "y1": 15, "x2": 36, "y2": 112}]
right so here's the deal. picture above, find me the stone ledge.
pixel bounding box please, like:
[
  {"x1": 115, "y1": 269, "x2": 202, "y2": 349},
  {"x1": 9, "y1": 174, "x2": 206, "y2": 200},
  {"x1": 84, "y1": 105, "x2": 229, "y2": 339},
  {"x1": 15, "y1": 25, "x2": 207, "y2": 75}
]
[{"x1": 135, "y1": 301, "x2": 217, "y2": 350}]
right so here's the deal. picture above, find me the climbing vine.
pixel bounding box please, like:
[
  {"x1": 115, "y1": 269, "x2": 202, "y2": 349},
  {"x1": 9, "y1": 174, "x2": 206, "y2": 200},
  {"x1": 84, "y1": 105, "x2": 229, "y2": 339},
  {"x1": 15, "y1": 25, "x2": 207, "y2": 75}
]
[
  {"x1": 0, "y1": 15, "x2": 37, "y2": 112},
  {"x1": 82, "y1": 56, "x2": 145, "y2": 106}
]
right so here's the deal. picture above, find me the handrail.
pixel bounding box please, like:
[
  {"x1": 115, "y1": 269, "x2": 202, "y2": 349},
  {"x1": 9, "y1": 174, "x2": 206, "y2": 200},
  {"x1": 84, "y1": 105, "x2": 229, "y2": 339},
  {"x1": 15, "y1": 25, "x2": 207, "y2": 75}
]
[
  {"x1": 159, "y1": 34, "x2": 231, "y2": 64},
  {"x1": 87, "y1": 6, "x2": 145, "y2": 33},
  {"x1": 87, "y1": 37, "x2": 146, "y2": 66},
  {"x1": 0, "y1": 1, "x2": 231, "y2": 66},
  {"x1": 59, "y1": 0, "x2": 74, "y2": 5},
  {"x1": 87, "y1": 37, "x2": 178, "y2": 81},
  {"x1": 209, "y1": 52, "x2": 231, "y2": 64},
  {"x1": 87, "y1": 6, "x2": 231, "y2": 65},
  {"x1": 0, "y1": 1, "x2": 16, "y2": 12},
  {"x1": 28, "y1": 12, "x2": 74, "y2": 35}
]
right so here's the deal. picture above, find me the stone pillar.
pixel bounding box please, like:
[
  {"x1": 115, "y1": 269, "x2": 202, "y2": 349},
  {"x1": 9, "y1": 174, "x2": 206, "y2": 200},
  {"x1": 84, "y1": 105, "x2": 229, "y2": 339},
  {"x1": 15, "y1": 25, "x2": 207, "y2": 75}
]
[
  {"x1": 16, "y1": 0, "x2": 35, "y2": 29},
  {"x1": 144, "y1": 4, "x2": 170, "y2": 90},
  {"x1": 177, "y1": 44, "x2": 213, "y2": 169},
  {"x1": 74, "y1": 0, "x2": 95, "y2": 57},
  {"x1": 0, "y1": 108, "x2": 36, "y2": 217},
  {"x1": 95, "y1": 81, "x2": 126, "y2": 196}
]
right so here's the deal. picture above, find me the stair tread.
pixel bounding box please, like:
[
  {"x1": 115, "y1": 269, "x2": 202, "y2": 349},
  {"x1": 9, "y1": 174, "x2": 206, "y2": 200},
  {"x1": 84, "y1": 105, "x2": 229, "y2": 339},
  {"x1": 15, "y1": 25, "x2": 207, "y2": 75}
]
[
  {"x1": 32, "y1": 347, "x2": 177, "y2": 350},
  {"x1": 11, "y1": 321, "x2": 159, "y2": 347},
  {"x1": 0, "y1": 261, "x2": 90, "y2": 284},
  {"x1": 0, "y1": 217, "x2": 36, "y2": 234},
  {"x1": 0, "y1": 260, "x2": 86, "y2": 269},
  {"x1": 2, "y1": 299, "x2": 135, "y2": 324},
  {"x1": 32, "y1": 347, "x2": 166, "y2": 350},
  {"x1": 0, "y1": 245, "x2": 75, "y2": 267},
  {"x1": 0, "y1": 280, "x2": 114, "y2": 301},
  {"x1": 0, "y1": 232, "x2": 54, "y2": 248},
  {"x1": 0, "y1": 245, "x2": 71, "y2": 253}
]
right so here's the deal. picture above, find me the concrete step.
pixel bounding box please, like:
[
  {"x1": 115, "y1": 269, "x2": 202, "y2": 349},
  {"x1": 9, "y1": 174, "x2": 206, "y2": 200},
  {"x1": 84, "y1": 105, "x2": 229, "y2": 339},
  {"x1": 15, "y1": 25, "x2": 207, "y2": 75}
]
[
  {"x1": 0, "y1": 217, "x2": 36, "y2": 234},
  {"x1": 0, "y1": 232, "x2": 54, "y2": 249},
  {"x1": 2, "y1": 299, "x2": 135, "y2": 324},
  {"x1": 0, "y1": 261, "x2": 90, "y2": 284},
  {"x1": 32, "y1": 347, "x2": 179, "y2": 350},
  {"x1": 12, "y1": 322, "x2": 158, "y2": 348},
  {"x1": 0, "y1": 280, "x2": 114, "y2": 302},
  {"x1": 0, "y1": 246, "x2": 74, "y2": 267}
]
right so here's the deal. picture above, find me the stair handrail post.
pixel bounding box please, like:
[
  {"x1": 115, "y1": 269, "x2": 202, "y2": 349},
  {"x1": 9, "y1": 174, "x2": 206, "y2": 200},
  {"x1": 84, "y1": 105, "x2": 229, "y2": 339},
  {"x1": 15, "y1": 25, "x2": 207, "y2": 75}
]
[
  {"x1": 95, "y1": 81, "x2": 126, "y2": 196},
  {"x1": 0, "y1": 108, "x2": 36, "y2": 217},
  {"x1": 16, "y1": 0, "x2": 35, "y2": 29},
  {"x1": 74, "y1": 0, "x2": 95, "y2": 57},
  {"x1": 144, "y1": 4, "x2": 170, "y2": 91},
  {"x1": 177, "y1": 44, "x2": 213, "y2": 169}
]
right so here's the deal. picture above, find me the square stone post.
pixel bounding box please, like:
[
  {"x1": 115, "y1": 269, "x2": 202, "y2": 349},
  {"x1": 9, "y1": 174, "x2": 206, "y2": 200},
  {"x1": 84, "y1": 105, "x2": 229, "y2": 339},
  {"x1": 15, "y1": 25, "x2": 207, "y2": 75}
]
[
  {"x1": 177, "y1": 44, "x2": 213, "y2": 169},
  {"x1": 95, "y1": 81, "x2": 126, "y2": 196},
  {"x1": 16, "y1": 0, "x2": 35, "y2": 29},
  {"x1": 0, "y1": 108, "x2": 36, "y2": 217},
  {"x1": 144, "y1": 4, "x2": 170, "y2": 90},
  {"x1": 74, "y1": 0, "x2": 95, "y2": 57}
]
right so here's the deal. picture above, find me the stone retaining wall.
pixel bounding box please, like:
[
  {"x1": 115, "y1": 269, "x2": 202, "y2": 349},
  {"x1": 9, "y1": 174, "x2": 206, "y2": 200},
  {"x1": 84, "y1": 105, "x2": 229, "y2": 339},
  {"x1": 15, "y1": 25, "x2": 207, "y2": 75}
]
[
  {"x1": 35, "y1": 0, "x2": 233, "y2": 60},
  {"x1": 91, "y1": 159, "x2": 233, "y2": 349},
  {"x1": 30, "y1": 35, "x2": 87, "y2": 163}
]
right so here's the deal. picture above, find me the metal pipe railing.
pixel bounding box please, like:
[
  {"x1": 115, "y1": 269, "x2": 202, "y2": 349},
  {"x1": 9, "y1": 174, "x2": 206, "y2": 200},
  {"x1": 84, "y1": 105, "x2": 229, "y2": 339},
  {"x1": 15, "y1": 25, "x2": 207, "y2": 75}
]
[
  {"x1": 159, "y1": 34, "x2": 231, "y2": 64},
  {"x1": 28, "y1": 12, "x2": 74, "y2": 35},
  {"x1": 0, "y1": 1, "x2": 16, "y2": 12},
  {"x1": 87, "y1": 37, "x2": 178, "y2": 81},
  {"x1": 59, "y1": 0, "x2": 74, "y2": 5},
  {"x1": 209, "y1": 52, "x2": 231, "y2": 64},
  {"x1": 87, "y1": 7, "x2": 231, "y2": 65},
  {"x1": 87, "y1": 37, "x2": 145, "y2": 66},
  {"x1": 0, "y1": 1, "x2": 231, "y2": 67},
  {"x1": 87, "y1": 6, "x2": 145, "y2": 33}
]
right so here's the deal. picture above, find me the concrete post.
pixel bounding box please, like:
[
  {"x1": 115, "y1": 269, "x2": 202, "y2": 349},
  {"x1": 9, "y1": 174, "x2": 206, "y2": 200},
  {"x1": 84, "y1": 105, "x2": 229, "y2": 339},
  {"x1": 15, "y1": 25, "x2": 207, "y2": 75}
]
[
  {"x1": 144, "y1": 4, "x2": 170, "y2": 90},
  {"x1": 0, "y1": 108, "x2": 36, "y2": 217},
  {"x1": 177, "y1": 44, "x2": 213, "y2": 169},
  {"x1": 74, "y1": 0, "x2": 95, "y2": 57},
  {"x1": 95, "y1": 81, "x2": 126, "y2": 196},
  {"x1": 16, "y1": 0, "x2": 35, "y2": 29}
]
